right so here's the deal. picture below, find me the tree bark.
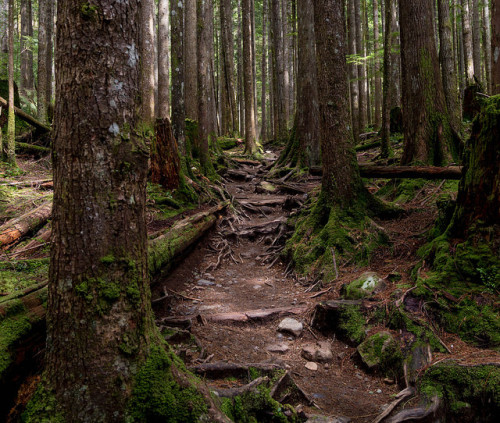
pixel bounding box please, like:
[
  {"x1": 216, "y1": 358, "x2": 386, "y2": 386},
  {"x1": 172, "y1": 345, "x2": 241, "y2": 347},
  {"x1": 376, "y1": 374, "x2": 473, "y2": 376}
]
[
  {"x1": 380, "y1": 0, "x2": 393, "y2": 158},
  {"x1": 141, "y1": 0, "x2": 156, "y2": 122},
  {"x1": 44, "y1": 0, "x2": 153, "y2": 420},
  {"x1": 46, "y1": 0, "x2": 54, "y2": 106},
  {"x1": 373, "y1": 0, "x2": 382, "y2": 129},
  {"x1": 185, "y1": 0, "x2": 199, "y2": 120},
  {"x1": 483, "y1": 1, "x2": 492, "y2": 93},
  {"x1": 492, "y1": 0, "x2": 500, "y2": 94},
  {"x1": 5, "y1": 0, "x2": 15, "y2": 165},
  {"x1": 359, "y1": 165, "x2": 462, "y2": 180},
  {"x1": 37, "y1": 0, "x2": 49, "y2": 123},
  {"x1": 171, "y1": 0, "x2": 186, "y2": 151},
  {"x1": 461, "y1": 0, "x2": 474, "y2": 83},
  {"x1": 348, "y1": 0, "x2": 360, "y2": 141},
  {"x1": 437, "y1": 0, "x2": 461, "y2": 133},
  {"x1": 158, "y1": 0, "x2": 170, "y2": 119},
  {"x1": 296, "y1": 0, "x2": 320, "y2": 167},
  {"x1": 471, "y1": 0, "x2": 481, "y2": 83},
  {"x1": 399, "y1": 0, "x2": 457, "y2": 165},
  {"x1": 355, "y1": 0, "x2": 367, "y2": 132},
  {"x1": 20, "y1": 0, "x2": 34, "y2": 98},
  {"x1": 260, "y1": 0, "x2": 268, "y2": 142},
  {"x1": 242, "y1": 0, "x2": 258, "y2": 154},
  {"x1": 313, "y1": 0, "x2": 365, "y2": 206},
  {"x1": 151, "y1": 118, "x2": 180, "y2": 189}
]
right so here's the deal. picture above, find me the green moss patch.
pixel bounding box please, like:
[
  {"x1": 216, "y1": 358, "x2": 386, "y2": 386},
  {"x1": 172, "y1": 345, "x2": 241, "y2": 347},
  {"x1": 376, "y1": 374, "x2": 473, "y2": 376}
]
[
  {"x1": 342, "y1": 272, "x2": 384, "y2": 300},
  {"x1": 0, "y1": 259, "x2": 49, "y2": 294},
  {"x1": 218, "y1": 137, "x2": 239, "y2": 150},
  {"x1": 357, "y1": 331, "x2": 403, "y2": 379}
]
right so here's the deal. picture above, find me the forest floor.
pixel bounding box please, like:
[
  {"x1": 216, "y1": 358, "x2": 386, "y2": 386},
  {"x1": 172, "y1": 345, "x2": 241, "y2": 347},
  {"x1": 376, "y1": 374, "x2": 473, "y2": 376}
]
[{"x1": 1, "y1": 144, "x2": 498, "y2": 422}]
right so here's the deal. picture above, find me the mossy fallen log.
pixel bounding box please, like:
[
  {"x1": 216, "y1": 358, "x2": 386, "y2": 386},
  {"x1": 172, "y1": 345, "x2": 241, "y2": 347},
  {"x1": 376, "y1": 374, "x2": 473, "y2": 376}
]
[
  {"x1": 15, "y1": 142, "x2": 51, "y2": 156},
  {"x1": 0, "y1": 202, "x2": 228, "y2": 384},
  {"x1": 0, "y1": 96, "x2": 51, "y2": 133}
]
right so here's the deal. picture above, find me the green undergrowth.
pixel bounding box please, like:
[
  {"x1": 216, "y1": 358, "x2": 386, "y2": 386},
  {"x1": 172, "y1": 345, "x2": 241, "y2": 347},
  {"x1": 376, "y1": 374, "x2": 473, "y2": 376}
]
[
  {"x1": 285, "y1": 193, "x2": 391, "y2": 281},
  {"x1": 419, "y1": 362, "x2": 500, "y2": 420},
  {"x1": 375, "y1": 179, "x2": 459, "y2": 204},
  {"x1": 218, "y1": 136, "x2": 239, "y2": 150},
  {"x1": 0, "y1": 259, "x2": 49, "y2": 294}
]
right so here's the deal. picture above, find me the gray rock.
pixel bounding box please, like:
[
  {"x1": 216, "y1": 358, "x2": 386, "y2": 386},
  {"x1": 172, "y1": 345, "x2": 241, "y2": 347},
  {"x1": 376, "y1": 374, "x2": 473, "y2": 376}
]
[
  {"x1": 266, "y1": 343, "x2": 290, "y2": 354},
  {"x1": 357, "y1": 331, "x2": 399, "y2": 369},
  {"x1": 277, "y1": 318, "x2": 303, "y2": 337},
  {"x1": 305, "y1": 362, "x2": 318, "y2": 371},
  {"x1": 198, "y1": 279, "x2": 215, "y2": 286},
  {"x1": 342, "y1": 272, "x2": 385, "y2": 300},
  {"x1": 302, "y1": 342, "x2": 333, "y2": 363},
  {"x1": 306, "y1": 415, "x2": 350, "y2": 423}
]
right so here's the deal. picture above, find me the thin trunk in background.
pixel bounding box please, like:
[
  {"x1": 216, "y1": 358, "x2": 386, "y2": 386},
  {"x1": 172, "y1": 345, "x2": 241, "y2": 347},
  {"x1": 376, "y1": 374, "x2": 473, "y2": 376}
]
[
  {"x1": 260, "y1": 0, "x2": 268, "y2": 141},
  {"x1": 355, "y1": 0, "x2": 367, "y2": 132},
  {"x1": 461, "y1": 0, "x2": 474, "y2": 83},
  {"x1": 373, "y1": 0, "x2": 381, "y2": 129},
  {"x1": 483, "y1": 0, "x2": 492, "y2": 92},
  {"x1": 158, "y1": 0, "x2": 170, "y2": 119},
  {"x1": 6, "y1": 0, "x2": 15, "y2": 164},
  {"x1": 471, "y1": 0, "x2": 481, "y2": 83},
  {"x1": 348, "y1": 0, "x2": 360, "y2": 141},
  {"x1": 380, "y1": 0, "x2": 393, "y2": 158},
  {"x1": 220, "y1": 0, "x2": 237, "y2": 135},
  {"x1": 251, "y1": 0, "x2": 258, "y2": 129},
  {"x1": 46, "y1": 0, "x2": 54, "y2": 106},
  {"x1": 37, "y1": 0, "x2": 49, "y2": 123},
  {"x1": 363, "y1": 0, "x2": 371, "y2": 126},
  {"x1": 141, "y1": 0, "x2": 156, "y2": 122},
  {"x1": 271, "y1": 0, "x2": 287, "y2": 141},
  {"x1": 185, "y1": 0, "x2": 198, "y2": 120},
  {"x1": 282, "y1": 0, "x2": 290, "y2": 124},
  {"x1": 390, "y1": 1, "x2": 401, "y2": 107},
  {"x1": 493, "y1": 0, "x2": 500, "y2": 94},
  {"x1": 20, "y1": 0, "x2": 34, "y2": 98},
  {"x1": 237, "y1": 0, "x2": 245, "y2": 134},
  {"x1": 171, "y1": 0, "x2": 186, "y2": 151}
]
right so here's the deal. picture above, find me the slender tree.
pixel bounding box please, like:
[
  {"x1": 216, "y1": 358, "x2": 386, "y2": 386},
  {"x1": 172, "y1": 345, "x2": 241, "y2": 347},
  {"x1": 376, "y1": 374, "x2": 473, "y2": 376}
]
[
  {"x1": 260, "y1": 0, "x2": 268, "y2": 141},
  {"x1": 46, "y1": 0, "x2": 54, "y2": 105},
  {"x1": 483, "y1": 1, "x2": 492, "y2": 93},
  {"x1": 462, "y1": 0, "x2": 474, "y2": 83},
  {"x1": 0, "y1": 0, "x2": 6, "y2": 73},
  {"x1": 20, "y1": 0, "x2": 34, "y2": 98},
  {"x1": 380, "y1": 0, "x2": 393, "y2": 158},
  {"x1": 492, "y1": 0, "x2": 500, "y2": 94},
  {"x1": 5, "y1": 0, "x2": 14, "y2": 164},
  {"x1": 37, "y1": 0, "x2": 49, "y2": 123},
  {"x1": 348, "y1": 0, "x2": 360, "y2": 141},
  {"x1": 171, "y1": 0, "x2": 186, "y2": 150},
  {"x1": 141, "y1": 0, "x2": 155, "y2": 122},
  {"x1": 158, "y1": 0, "x2": 170, "y2": 119},
  {"x1": 399, "y1": 0, "x2": 458, "y2": 165},
  {"x1": 373, "y1": 0, "x2": 381, "y2": 129},
  {"x1": 471, "y1": 0, "x2": 481, "y2": 83},
  {"x1": 185, "y1": 0, "x2": 199, "y2": 120},
  {"x1": 354, "y1": 0, "x2": 367, "y2": 132}
]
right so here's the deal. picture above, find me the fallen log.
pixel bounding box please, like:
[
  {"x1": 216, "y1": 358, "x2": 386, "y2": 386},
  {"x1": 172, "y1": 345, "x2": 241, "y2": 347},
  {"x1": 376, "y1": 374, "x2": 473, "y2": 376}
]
[
  {"x1": 190, "y1": 361, "x2": 285, "y2": 379},
  {"x1": 355, "y1": 140, "x2": 381, "y2": 152},
  {"x1": 0, "y1": 202, "x2": 52, "y2": 248},
  {"x1": 310, "y1": 165, "x2": 463, "y2": 180},
  {"x1": 0, "y1": 96, "x2": 51, "y2": 133},
  {"x1": 15, "y1": 142, "x2": 51, "y2": 156},
  {"x1": 0, "y1": 179, "x2": 52, "y2": 188}
]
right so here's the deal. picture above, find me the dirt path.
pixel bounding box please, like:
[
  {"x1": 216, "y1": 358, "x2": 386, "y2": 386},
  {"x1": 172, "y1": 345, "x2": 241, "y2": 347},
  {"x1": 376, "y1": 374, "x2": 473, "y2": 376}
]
[{"x1": 153, "y1": 155, "x2": 401, "y2": 422}]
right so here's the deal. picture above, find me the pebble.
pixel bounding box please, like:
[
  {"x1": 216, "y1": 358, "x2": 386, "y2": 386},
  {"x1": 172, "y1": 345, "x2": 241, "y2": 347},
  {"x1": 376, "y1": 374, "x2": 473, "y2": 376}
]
[
  {"x1": 302, "y1": 342, "x2": 334, "y2": 362},
  {"x1": 305, "y1": 362, "x2": 318, "y2": 371},
  {"x1": 197, "y1": 279, "x2": 215, "y2": 286},
  {"x1": 266, "y1": 343, "x2": 289, "y2": 353},
  {"x1": 253, "y1": 285, "x2": 262, "y2": 290},
  {"x1": 376, "y1": 389, "x2": 382, "y2": 394},
  {"x1": 277, "y1": 318, "x2": 303, "y2": 337}
]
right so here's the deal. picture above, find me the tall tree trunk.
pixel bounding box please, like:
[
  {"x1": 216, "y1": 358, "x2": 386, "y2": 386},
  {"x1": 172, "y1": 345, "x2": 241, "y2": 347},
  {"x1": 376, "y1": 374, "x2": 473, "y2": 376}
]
[
  {"x1": 363, "y1": 0, "x2": 372, "y2": 126},
  {"x1": 270, "y1": 0, "x2": 287, "y2": 141},
  {"x1": 141, "y1": 0, "x2": 156, "y2": 122},
  {"x1": 471, "y1": 0, "x2": 481, "y2": 83},
  {"x1": 243, "y1": 0, "x2": 258, "y2": 154},
  {"x1": 237, "y1": 0, "x2": 245, "y2": 135},
  {"x1": 251, "y1": 0, "x2": 258, "y2": 129},
  {"x1": 220, "y1": 0, "x2": 237, "y2": 135},
  {"x1": 373, "y1": 0, "x2": 381, "y2": 129},
  {"x1": 43, "y1": 0, "x2": 153, "y2": 419},
  {"x1": 185, "y1": 0, "x2": 199, "y2": 120},
  {"x1": 37, "y1": 0, "x2": 49, "y2": 123},
  {"x1": 207, "y1": 0, "x2": 218, "y2": 136},
  {"x1": 171, "y1": 0, "x2": 186, "y2": 151},
  {"x1": 260, "y1": 0, "x2": 268, "y2": 142},
  {"x1": 20, "y1": 0, "x2": 34, "y2": 98},
  {"x1": 296, "y1": 0, "x2": 320, "y2": 167},
  {"x1": 399, "y1": 0, "x2": 457, "y2": 165},
  {"x1": 158, "y1": 0, "x2": 170, "y2": 119},
  {"x1": 457, "y1": 2, "x2": 466, "y2": 94},
  {"x1": 483, "y1": 1, "x2": 492, "y2": 93},
  {"x1": 5, "y1": 0, "x2": 15, "y2": 164},
  {"x1": 492, "y1": 0, "x2": 500, "y2": 94},
  {"x1": 462, "y1": 0, "x2": 474, "y2": 84},
  {"x1": 380, "y1": 0, "x2": 393, "y2": 158},
  {"x1": 348, "y1": 0, "x2": 360, "y2": 141},
  {"x1": 282, "y1": 0, "x2": 290, "y2": 124},
  {"x1": 355, "y1": 0, "x2": 367, "y2": 131},
  {"x1": 0, "y1": 0, "x2": 6, "y2": 75},
  {"x1": 438, "y1": 0, "x2": 461, "y2": 133},
  {"x1": 390, "y1": 1, "x2": 401, "y2": 107},
  {"x1": 46, "y1": 0, "x2": 54, "y2": 106}
]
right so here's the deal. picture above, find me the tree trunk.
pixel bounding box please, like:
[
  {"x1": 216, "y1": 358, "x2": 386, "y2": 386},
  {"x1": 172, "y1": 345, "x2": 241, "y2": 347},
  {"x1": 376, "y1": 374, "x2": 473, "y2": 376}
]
[
  {"x1": 355, "y1": 0, "x2": 367, "y2": 132},
  {"x1": 282, "y1": 0, "x2": 290, "y2": 125},
  {"x1": 151, "y1": 118, "x2": 180, "y2": 189},
  {"x1": 220, "y1": 0, "x2": 238, "y2": 135},
  {"x1": 171, "y1": 0, "x2": 186, "y2": 151},
  {"x1": 437, "y1": 0, "x2": 461, "y2": 133},
  {"x1": 260, "y1": 0, "x2": 268, "y2": 142},
  {"x1": 313, "y1": 0, "x2": 365, "y2": 206},
  {"x1": 270, "y1": 0, "x2": 287, "y2": 141},
  {"x1": 37, "y1": 0, "x2": 49, "y2": 123},
  {"x1": 43, "y1": 0, "x2": 153, "y2": 419},
  {"x1": 492, "y1": 0, "x2": 500, "y2": 94},
  {"x1": 296, "y1": 0, "x2": 320, "y2": 167},
  {"x1": 363, "y1": 0, "x2": 372, "y2": 126},
  {"x1": 20, "y1": 0, "x2": 34, "y2": 98},
  {"x1": 348, "y1": 0, "x2": 360, "y2": 141},
  {"x1": 0, "y1": 0, "x2": 6, "y2": 76},
  {"x1": 46, "y1": 0, "x2": 54, "y2": 106},
  {"x1": 373, "y1": 0, "x2": 381, "y2": 129},
  {"x1": 237, "y1": 0, "x2": 245, "y2": 135},
  {"x1": 141, "y1": 0, "x2": 156, "y2": 122},
  {"x1": 242, "y1": 0, "x2": 258, "y2": 154},
  {"x1": 185, "y1": 0, "x2": 199, "y2": 120},
  {"x1": 471, "y1": 0, "x2": 481, "y2": 83},
  {"x1": 380, "y1": 0, "x2": 393, "y2": 158},
  {"x1": 399, "y1": 0, "x2": 458, "y2": 165},
  {"x1": 483, "y1": 1, "x2": 492, "y2": 93},
  {"x1": 5, "y1": 0, "x2": 15, "y2": 165},
  {"x1": 158, "y1": 0, "x2": 170, "y2": 119},
  {"x1": 461, "y1": 0, "x2": 474, "y2": 83}
]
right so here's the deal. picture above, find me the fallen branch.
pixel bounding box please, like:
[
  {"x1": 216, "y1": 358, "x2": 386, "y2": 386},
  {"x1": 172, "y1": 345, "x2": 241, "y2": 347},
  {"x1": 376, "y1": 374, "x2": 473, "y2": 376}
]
[
  {"x1": 0, "y1": 96, "x2": 51, "y2": 133},
  {"x1": 15, "y1": 142, "x2": 51, "y2": 155},
  {"x1": 212, "y1": 376, "x2": 269, "y2": 398},
  {"x1": 387, "y1": 396, "x2": 440, "y2": 423},
  {"x1": 190, "y1": 361, "x2": 285, "y2": 379},
  {"x1": 359, "y1": 165, "x2": 462, "y2": 180},
  {"x1": 371, "y1": 387, "x2": 415, "y2": 423}
]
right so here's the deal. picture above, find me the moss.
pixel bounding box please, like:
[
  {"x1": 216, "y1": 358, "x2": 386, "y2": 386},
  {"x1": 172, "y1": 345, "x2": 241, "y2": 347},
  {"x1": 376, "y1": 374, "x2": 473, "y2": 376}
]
[
  {"x1": 338, "y1": 305, "x2": 366, "y2": 345},
  {"x1": 343, "y1": 272, "x2": 383, "y2": 300},
  {"x1": 218, "y1": 137, "x2": 239, "y2": 150},
  {"x1": 419, "y1": 362, "x2": 500, "y2": 420},
  {"x1": 126, "y1": 345, "x2": 208, "y2": 422},
  {"x1": 22, "y1": 382, "x2": 65, "y2": 423},
  {"x1": 0, "y1": 259, "x2": 49, "y2": 294},
  {"x1": 357, "y1": 331, "x2": 404, "y2": 379}
]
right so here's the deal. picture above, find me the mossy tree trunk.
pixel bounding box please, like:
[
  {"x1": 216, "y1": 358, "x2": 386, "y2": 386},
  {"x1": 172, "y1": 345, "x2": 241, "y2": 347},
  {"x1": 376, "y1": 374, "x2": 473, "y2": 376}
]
[
  {"x1": 36, "y1": 1, "x2": 154, "y2": 421},
  {"x1": 492, "y1": 1, "x2": 500, "y2": 94},
  {"x1": 5, "y1": 0, "x2": 15, "y2": 165},
  {"x1": 399, "y1": 0, "x2": 459, "y2": 166}
]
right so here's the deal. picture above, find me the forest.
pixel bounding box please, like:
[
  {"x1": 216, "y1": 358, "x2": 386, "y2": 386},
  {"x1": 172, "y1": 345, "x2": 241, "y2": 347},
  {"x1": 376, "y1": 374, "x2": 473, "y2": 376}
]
[{"x1": 0, "y1": 0, "x2": 499, "y2": 422}]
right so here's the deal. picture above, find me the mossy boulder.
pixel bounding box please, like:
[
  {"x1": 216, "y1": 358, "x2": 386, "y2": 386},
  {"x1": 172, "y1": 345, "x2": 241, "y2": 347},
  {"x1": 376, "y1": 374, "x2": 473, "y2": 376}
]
[
  {"x1": 342, "y1": 272, "x2": 384, "y2": 300},
  {"x1": 218, "y1": 137, "x2": 238, "y2": 150},
  {"x1": 357, "y1": 331, "x2": 403, "y2": 378}
]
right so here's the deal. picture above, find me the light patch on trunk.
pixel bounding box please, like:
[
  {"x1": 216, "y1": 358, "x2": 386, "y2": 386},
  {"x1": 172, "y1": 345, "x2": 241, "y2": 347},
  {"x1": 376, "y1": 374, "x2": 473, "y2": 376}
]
[{"x1": 494, "y1": 47, "x2": 500, "y2": 63}]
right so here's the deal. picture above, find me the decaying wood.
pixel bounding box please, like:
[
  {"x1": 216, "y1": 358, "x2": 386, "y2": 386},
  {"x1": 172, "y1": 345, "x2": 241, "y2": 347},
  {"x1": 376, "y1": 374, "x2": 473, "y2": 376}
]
[
  {"x1": 10, "y1": 226, "x2": 52, "y2": 258},
  {"x1": 371, "y1": 387, "x2": 415, "y2": 423},
  {"x1": 151, "y1": 118, "x2": 181, "y2": 189},
  {"x1": 190, "y1": 361, "x2": 285, "y2": 379},
  {"x1": 212, "y1": 376, "x2": 269, "y2": 398},
  {"x1": 270, "y1": 370, "x2": 314, "y2": 406},
  {"x1": 0, "y1": 202, "x2": 52, "y2": 248},
  {"x1": 359, "y1": 165, "x2": 463, "y2": 179},
  {"x1": 226, "y1": 169, "x2": 252, "y2": 181},
  {"x1": 223, "y1": 217, "x2": 287, "y2": 238},
  {"x1": 202, "y1": 306, "x2": 308, "y2": 323},
  {"x1": 0, "y1": 96, "x2": 51, "y2": 133},
  {"x1": 387, "y1": 396, "x2": 440, "y2": 423},
  {"x1": 0, "y1": 179, "x2": 52, "y2": 189},
  {"x1": 15, "y1": 142, "x2": 51, "y2": 155},
  {"x1": 231, "y1": 157, "x2": 262, "y2": 166}
]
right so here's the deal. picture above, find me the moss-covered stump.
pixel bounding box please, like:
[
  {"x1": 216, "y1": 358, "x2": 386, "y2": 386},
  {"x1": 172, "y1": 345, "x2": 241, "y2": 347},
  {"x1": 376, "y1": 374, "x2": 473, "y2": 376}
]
[
  {"x1": 218, "y1": 137, "x2": 239, "y2": 150},
  {"x1": 311, "y1": 300, "x2": 367, "y2": 346},
  {"x1": 341, "y1": 272, "x2": 385, "y2": 300},
  {"x1": 357, "y1": 332, "x2": 403, "y2": 379},
  {"x1": 419, "y1": 361, "x2": 500, "y2": 422}
]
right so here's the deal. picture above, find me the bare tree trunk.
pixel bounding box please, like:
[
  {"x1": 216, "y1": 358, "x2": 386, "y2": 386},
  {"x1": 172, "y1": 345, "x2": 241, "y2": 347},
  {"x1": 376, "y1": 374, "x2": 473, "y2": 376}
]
[
  {"x1": 438, "y1": 0, "x2": 461, "y2": 133},
  {"x1": 141, "y1": 0, "x2": 156, "y2": 122},
  {"x1": 158, "y1": 0, "x2": 170, "y2": 119},
  {"x1": 462, "y1": 0, "x2": 474, "y2": 83},
  {"x1": 171, "y1": 0, "x2": 186, "y2": 151},
  {"x1": 220, "y1": 0, "x2": 237, "y2": 135},
  {"x1": 237, "y1": 0, "x2": 245, "y2": 135},
  {"x1": 20, "y1": 0, "x2": 34, "y2": 98},
  {"x1": 483, "y1": 0, "x2": 492, "y2": 93},
  {"x1": 355, "y1": 0, "x2": 367, "y2": 131},
  {"x1": 242, "y1": 0, "x2": 258, "y2": 154},
  {"x1": 207, "y1": 0, "x2": 218, "y2": 135},
  {"x1": 471, "y1": 0, "x2": 481, "y2": 83},
  {"x1": 251, "y1": 0, "x2": 258, "y2": 129},
  {"x1": 46, "y1": 0, "x2": 54, "y2": 106},
  {"x1": 363, "y1": 0, "x2": 372, "y2": 126},
  {"x1": 348, "y1": 0, "x2": 360, "y2": 141},
  {"x1": 380, "y1": 0, "x2": 393, "y2": 158},
  {"x1": 390, "y1": 1, "x2": 401, "y2": 107},
  {"x1": 296, "y1": 0, "x2": 320, "y2": 167},
  {"x1": 37, "y1": 0, "x2": 49, "y2": 123},
  {"x1": 282, "y1": 0, "x2": 290, "y2": 124},
  {"x1": 493, "y1": 0, "x2": 500, "y2": 94},
  {"x1": 457, "y1": 1, "x2": 466, "y2": 94},
  {"x1": 185, "y1": 0, "x2": 199, "y2": 120},
  {"x1": 260, "y1": 0, "x2": 268, "y2": 141},
  {"x1": 373, "y1": 0, "x2": 381, "y2": 129},
  {"x1": 0, "y1": 0, "x2": 6, "y2": 74},
  {"x1": 5, "y1": 0, "x2": 15, "y2": 164}
]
